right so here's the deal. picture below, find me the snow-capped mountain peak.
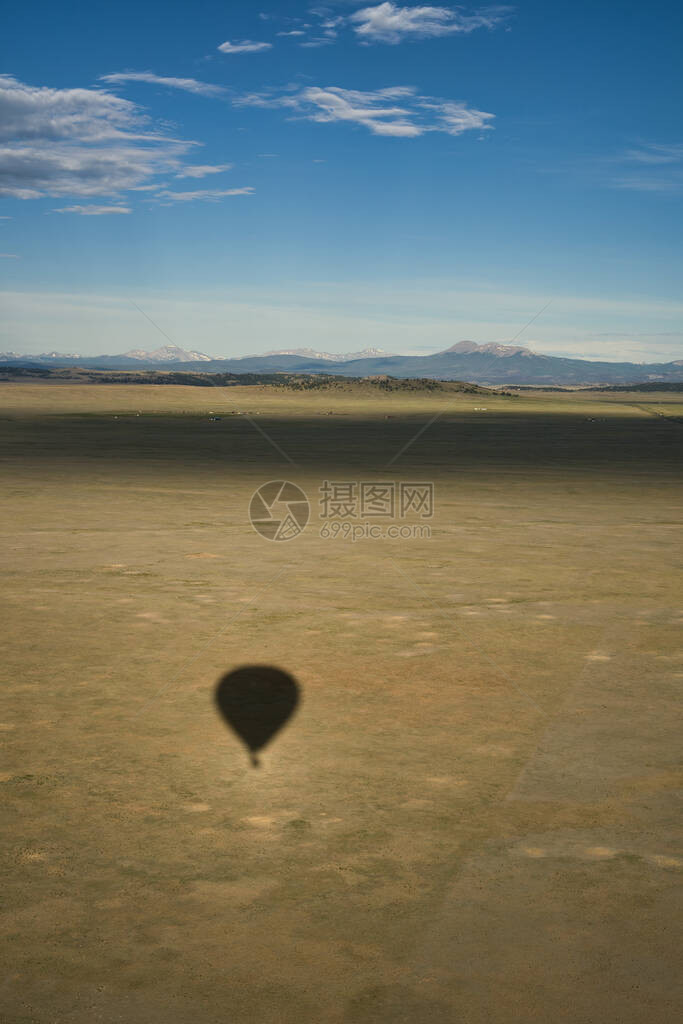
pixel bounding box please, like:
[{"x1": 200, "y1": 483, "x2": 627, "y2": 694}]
[
  {"x1": 443, "y1": 340, "x2": 534, "y2": 358},
  {"x1": 263, "y1": 347, "x2": 395, "y2": 362},
  {"x1": 121, "y1": 345, "x2": 213, "y2": 363}
]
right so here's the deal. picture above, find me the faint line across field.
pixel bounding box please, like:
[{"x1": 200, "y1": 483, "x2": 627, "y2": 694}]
[
  {"x1": 626, "y1": 402, "x2": 683, "y2": 428},
  {"x1": 406, "y1": 616, "x2": 628, "y2": 986}
]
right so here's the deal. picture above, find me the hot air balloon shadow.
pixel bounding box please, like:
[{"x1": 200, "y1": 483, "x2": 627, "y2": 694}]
[{"x1": 214, "y1": 666, "x2": 300, "y2": 767}]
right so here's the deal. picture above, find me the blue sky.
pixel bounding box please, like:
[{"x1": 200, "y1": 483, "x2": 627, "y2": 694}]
[{"x1": 1, "y1": 0, "x2": 682, "y2": 361}]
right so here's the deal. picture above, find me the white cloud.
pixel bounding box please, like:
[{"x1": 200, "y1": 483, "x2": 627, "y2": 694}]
[
  {"x1": 0, "y1": 75, "x2": 193, "y2": 199},
  {"x1": 54, "y1": 204, "x2": 132, "y2": 214},
  {"x1": 0, "y1": 253, "x2": 18, "y2": 258},
  {"x1": 277, "y1": 30, "x2": 306, "y2": 36},
  {"x1": 154, "y1": 187, "x2": 254, "y2": 202},
  {"x1": 100, "y1": 72, "x2": 226, "y2": 98},
  {"x1": 303, "y1": 86, "x2": 423, "y2": 134},
  {"x1": 218, "y1": 39, "x2": 272, "y2": 54},
  {"x1": 350, "y1": 3, "x2": 511, "y2": 44},
  {"x1": 236, "y1": 84, "x2": 493, "y2": 138},
  {"x1": 419, "y1": 98, "x2": 495, "y2": 134},
  {"x1": 175, "y1": 164, "x2": 233, "y2": 178},
  {"x1": 0, "y1": 73, "x2": 148, "y2": 144},
  {"x1": 0, "y1": 143, "x2": 187, "y2": 199}
]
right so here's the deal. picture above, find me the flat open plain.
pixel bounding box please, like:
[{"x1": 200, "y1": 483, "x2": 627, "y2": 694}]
[{"x1": 1, "y1": 382, "x2": 682, "y2": 1023}]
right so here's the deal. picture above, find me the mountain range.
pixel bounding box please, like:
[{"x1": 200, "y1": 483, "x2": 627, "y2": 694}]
[{"x1": 2, "y1": 341, "x2": 682, "y2": 386}]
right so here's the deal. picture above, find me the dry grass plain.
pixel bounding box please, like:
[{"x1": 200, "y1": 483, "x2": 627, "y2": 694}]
[{"x1": 1, "y1": 381, "x2": 682, "y2": 1023}]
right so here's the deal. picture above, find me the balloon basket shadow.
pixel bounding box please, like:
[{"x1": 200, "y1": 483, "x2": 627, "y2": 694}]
[{"x1": 214, "y1": 666, "x2": 300, "y2": 769}]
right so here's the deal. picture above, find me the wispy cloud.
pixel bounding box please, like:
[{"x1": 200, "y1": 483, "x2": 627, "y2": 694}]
[
  {"x1": 0, "y1": 74, "x2": 193, "y2": 199},
  {"x1": 350, "y1": 3, "x2": 512, "y2": 44},
  {"x1": 175, "y1": 164, "x2": 233, "y2": 178},
  {"x1": 609, "y1": 143, "x2": 683, "y2": 193},
  {"x1": 54, "y1": 204, "x2": 132, "y2": 214},
  {"x1": 218, "y1": 39, "x2": 272, "y2": 54},
  {"x1": 154, "y1": 187, "x2": 254, "y2": 202},
  {"x1": 299, "y1": 37, "x2": 337, "y2": 48},
  {"x1": 612, "y1": 176, "x2": 683, "y2": 194},
  {"x1": 100, "y1": 72, "x2": 226, "y2": 97},
  {"x1": 0, "y1": 252, "x2": 18, "y2": 258},
  {"x1": 316, "y1": 14, "x2": 344, "y2": 38},
  {"x1": 236, "y1": 84, "x2": 493, "y2": 138},
  {"x1": 622, "y1": 144, "x2": 683, "y2": 165}
]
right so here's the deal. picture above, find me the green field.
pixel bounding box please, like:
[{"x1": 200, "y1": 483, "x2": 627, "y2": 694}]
[{"x1": 2, "y1": 382, "x2": 682, "y2": 1023}]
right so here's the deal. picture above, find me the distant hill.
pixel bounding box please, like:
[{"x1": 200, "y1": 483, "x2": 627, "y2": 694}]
[
  {"x1": 2, "y1": 340, "x2": 682, "y2": 386},
  {"x1": 0, "y1": 365, "x2": 501, "y2": 395},
  {"x1": 587, "y1": 381, "x2": 683, "y2": 392}
]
